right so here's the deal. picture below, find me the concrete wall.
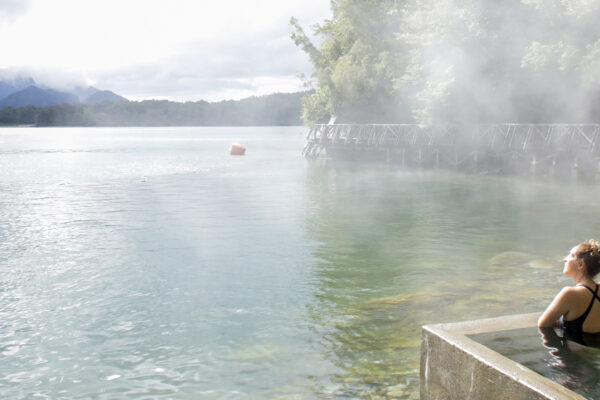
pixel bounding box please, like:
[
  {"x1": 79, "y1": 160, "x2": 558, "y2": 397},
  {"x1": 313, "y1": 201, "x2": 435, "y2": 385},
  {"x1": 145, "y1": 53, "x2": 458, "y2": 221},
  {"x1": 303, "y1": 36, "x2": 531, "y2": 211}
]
[{"x1": 420, "y1": 313, "x2": 586, "y2": 400}]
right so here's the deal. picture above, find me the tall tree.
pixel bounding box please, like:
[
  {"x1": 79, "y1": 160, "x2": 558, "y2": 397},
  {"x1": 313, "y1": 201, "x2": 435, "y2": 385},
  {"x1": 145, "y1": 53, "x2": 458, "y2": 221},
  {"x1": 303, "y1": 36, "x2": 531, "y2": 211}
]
[
  {"x1": 291, "y1": 0, "x2": 407, "y2": 125},
  {"x1": 293, "y1": 0, "x2": 600, "y2": 125}
]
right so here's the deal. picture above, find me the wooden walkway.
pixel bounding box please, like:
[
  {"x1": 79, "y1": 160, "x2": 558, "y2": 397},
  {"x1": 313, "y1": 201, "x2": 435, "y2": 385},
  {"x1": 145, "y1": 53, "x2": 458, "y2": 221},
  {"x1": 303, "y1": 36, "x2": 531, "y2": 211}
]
[{"x1": 303, "y1": 124, "x2": 600, "y2": 179}]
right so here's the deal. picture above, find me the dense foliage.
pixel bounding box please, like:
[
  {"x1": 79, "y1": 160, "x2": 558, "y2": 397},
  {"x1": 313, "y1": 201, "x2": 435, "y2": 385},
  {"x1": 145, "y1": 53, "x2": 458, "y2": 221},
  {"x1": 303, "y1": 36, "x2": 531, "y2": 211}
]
[
  {"x1": 292, "y1": 0, "x2": 600, "y2": 125},
  {"x1": 291, "y1": 0, "x2": 405, "y2": 125},
  {"x1": 0, "y1": 92, "x2": 305, "y2": 126}
]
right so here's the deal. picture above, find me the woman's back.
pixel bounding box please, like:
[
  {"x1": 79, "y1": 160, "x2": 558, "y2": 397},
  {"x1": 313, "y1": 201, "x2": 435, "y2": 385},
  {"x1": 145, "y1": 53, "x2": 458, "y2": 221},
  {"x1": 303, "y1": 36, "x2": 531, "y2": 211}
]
[
  {"x1": 563, "y1": 284, "x2": 600, "y2": 333},
  {"x1": 539, "y1": 240, "x2": 600, "y2": 338}
]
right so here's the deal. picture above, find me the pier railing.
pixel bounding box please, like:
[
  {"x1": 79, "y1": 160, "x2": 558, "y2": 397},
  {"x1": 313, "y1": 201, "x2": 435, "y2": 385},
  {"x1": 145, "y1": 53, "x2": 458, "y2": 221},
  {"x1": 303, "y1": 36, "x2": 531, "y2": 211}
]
[{"x1": 303, "y1": 124, "x2": 600, "y2": 178}]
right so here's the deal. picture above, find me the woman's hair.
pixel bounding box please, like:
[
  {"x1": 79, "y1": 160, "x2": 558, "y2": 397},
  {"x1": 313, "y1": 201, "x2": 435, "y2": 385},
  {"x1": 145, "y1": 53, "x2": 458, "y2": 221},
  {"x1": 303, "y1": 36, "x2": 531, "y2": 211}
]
[{"x1": 575, "y1": 239, "x2": 600, "y2": 278}]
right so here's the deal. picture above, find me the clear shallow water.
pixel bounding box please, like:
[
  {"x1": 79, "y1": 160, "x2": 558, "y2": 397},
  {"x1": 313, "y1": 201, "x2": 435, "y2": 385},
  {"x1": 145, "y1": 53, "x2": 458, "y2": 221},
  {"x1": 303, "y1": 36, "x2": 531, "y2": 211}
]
[
  {"x1": 472, "y1": 327, "x2": 600, "y2": 399},
  {"x1": 2, "y1": 126, "x2": 600, "y2": 399}
]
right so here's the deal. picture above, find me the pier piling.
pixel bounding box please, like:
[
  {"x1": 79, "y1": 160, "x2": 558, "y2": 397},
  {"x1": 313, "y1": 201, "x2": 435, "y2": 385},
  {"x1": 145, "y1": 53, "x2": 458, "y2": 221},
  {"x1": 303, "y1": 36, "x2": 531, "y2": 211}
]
[{"x1": 303, "y1": 124, "x2": 600, "y2": 179}]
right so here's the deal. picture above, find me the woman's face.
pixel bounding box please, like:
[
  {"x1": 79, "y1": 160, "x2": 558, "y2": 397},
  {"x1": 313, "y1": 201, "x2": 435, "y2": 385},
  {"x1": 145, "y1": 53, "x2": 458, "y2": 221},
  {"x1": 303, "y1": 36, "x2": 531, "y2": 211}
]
[{"x1": 563, "y1": 246, "x2": 581, "y2": 277}]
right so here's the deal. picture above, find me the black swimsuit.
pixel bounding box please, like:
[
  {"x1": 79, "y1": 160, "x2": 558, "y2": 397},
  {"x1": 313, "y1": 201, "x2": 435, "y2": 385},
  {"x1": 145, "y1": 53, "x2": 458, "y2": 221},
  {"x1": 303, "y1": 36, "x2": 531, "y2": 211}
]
[{"x1": 562, "y1": 284, "x2": 600, "y2": 339}]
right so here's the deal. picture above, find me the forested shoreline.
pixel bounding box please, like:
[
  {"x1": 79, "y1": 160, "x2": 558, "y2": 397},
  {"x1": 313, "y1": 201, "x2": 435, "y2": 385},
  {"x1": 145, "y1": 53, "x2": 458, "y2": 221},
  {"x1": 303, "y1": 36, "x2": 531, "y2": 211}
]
[
  {"x1": 292, "y1": 0, "x2": 600, "y2": 125},
  {"x1": 0, "y1": 91, "x2": 306, "y2": 127}
]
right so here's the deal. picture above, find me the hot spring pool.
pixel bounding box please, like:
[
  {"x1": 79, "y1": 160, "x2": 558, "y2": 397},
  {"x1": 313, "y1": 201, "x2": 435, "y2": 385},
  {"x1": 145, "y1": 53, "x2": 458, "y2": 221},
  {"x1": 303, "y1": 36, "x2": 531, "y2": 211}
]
[{"x1": 471, "y1": 327, "x2": 600, "y2": 399}]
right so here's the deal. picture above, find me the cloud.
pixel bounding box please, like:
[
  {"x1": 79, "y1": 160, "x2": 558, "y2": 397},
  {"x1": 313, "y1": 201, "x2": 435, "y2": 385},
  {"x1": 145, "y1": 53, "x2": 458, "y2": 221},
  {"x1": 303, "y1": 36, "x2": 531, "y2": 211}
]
[
  {"x1": 93, "y1": 25, "x2": 313, "y2": 101},
  {"x1": 0, "y1": 0, "x2": 31, "y2": 22},
  {"x1": 0, "y1": 66, "x2": 89, "y2": 90},
  {"x1": 0, "y1": 0, "x2": 329, "y2": 101}
]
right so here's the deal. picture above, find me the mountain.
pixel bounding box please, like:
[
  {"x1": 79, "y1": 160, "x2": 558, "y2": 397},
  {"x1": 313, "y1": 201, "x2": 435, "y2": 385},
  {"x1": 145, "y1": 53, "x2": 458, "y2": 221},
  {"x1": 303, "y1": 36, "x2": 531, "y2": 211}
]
[
  {"x1": 0, "y1": 76, "x2": 35, "y2": 99},
  {"x1": 0, "y1": 75, "x2": 128, "y2": 110},
  {"x1": 0, "y1": 86, "x2": 79, "y2": 108},
  {"x1": 84, "y1": 90, "x2": 128, "y2": 104},
  {"x1": 71, "y1": 86, "x2": 100, "y2": 102}
]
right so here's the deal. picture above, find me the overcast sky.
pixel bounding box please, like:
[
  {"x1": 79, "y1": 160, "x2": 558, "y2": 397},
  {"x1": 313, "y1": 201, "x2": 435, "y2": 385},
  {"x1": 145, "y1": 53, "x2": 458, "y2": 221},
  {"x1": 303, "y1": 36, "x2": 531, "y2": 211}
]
[{"x1": 0, "y1": 0, "x2": 330, "y2": 101}]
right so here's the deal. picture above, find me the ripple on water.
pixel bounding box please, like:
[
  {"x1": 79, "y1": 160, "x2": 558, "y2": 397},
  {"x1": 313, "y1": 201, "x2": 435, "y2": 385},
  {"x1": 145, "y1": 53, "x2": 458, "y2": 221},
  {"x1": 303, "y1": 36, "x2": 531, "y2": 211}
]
[{"x1": 2, "y1": 127, "x2": 600, "y2": 399}]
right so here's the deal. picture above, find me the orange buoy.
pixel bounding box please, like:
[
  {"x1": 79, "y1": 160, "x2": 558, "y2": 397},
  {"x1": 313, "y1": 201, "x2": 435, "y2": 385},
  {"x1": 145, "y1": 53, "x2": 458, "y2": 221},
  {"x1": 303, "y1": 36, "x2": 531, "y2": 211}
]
[{"x1": 230, "y1": 143, "x2": 246, "y2": 156}]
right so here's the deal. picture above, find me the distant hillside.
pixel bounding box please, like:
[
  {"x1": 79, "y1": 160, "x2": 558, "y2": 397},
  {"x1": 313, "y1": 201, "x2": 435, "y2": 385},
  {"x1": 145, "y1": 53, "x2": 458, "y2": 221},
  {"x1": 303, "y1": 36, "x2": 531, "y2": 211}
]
[
  {"x1": 0, "y1": 76, "x2": 35, "y2": 99},
  {"x1": 0, "y1": 91, "x2": 309, "y2": 126},
  {"x1": 0, "y1": 86, "x2": 79, "y2": 108},
  {"x1": 0, "y1": 76, "x2": 128, "y2": 109},
  {"x1": 71, "y1": 86, "x2": 100, "y2": 102},
  {"x1": 83, "y1": 90, "x2": 128, "y2": 104}
]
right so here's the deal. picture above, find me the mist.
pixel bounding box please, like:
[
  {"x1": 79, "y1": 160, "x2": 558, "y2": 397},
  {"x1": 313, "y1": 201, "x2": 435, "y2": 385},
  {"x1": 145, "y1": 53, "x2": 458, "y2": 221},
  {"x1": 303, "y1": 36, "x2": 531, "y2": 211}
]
[
  {"x1": 0, "y1": 67, "x2": 90, "y2": 92},
  {"x1": 397, "y1": 0, "x2": 600, "y2": 124},
  {"x1": 0, "y1": 0, "x2": 31, "y2": 22},
  {"x1": 296, "y1": 0, "x2": 600, "y2": 125}
]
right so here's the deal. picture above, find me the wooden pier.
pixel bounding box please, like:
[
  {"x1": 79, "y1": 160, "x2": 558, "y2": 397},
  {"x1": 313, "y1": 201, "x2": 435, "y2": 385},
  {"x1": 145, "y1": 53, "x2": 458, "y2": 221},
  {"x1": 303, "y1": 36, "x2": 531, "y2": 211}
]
[{"x1": 303, "y1": 124, "x2": 600, "y2": 179}]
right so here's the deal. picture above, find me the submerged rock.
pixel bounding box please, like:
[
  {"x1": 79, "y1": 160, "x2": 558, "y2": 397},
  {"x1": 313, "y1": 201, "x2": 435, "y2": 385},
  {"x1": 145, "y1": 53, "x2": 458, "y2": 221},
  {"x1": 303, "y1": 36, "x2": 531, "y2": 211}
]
[
  {"x1": 488, "y1": 251, "x2": 531, "y2": 268},
  {"x1": 273, "y1": 395, "x2": 306, "y2": 400},
  {"x1": 528, "y1": 259, "x2": 557, "y2": 269},
  {"x1": 390, "y1": 336, "x2": 421, "y2": 349},
  {"x1": 227, "y1": 342, "x2": 283, "y2": 363},
  {"x1": 360, "y1": 293, "x2": 424, "y2": 309},
  {"x1": 386, "y1": 382, "x2": 410, "y2": 398}
]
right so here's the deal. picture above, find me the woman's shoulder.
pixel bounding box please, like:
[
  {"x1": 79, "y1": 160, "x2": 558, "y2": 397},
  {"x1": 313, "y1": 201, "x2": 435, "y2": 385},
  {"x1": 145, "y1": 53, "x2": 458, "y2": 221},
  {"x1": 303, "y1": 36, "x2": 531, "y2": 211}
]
[
  {"x1": 571, "y1": 283, "x2": 599, "y2": 293},
  {"x1": 555, "y1": 286, "x2": 587, "y2": 302},
  {"x1": 562, "y1": 284, "x2": 597, "y2": 292},
  {"x1": 558, "y1": 285, "x2": 598, "y2": 302},
  {"x1": 558, "y1": 286, "x2": 580, "y2": 294}
]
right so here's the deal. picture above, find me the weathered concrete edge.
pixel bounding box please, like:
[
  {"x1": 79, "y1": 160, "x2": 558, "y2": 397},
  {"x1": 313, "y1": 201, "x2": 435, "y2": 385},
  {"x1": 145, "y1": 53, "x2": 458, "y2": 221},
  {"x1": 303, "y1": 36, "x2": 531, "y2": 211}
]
[{"x1": 421, "y1": 312, "x2": 587, "y2": 400}]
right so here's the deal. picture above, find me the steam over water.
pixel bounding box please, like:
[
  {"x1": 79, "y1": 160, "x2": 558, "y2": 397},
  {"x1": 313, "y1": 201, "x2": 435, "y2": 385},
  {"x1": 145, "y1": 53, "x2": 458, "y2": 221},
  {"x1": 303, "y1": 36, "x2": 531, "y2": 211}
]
[{"x1": 1, "y1": 127, "x2": 600, "y2": 399}]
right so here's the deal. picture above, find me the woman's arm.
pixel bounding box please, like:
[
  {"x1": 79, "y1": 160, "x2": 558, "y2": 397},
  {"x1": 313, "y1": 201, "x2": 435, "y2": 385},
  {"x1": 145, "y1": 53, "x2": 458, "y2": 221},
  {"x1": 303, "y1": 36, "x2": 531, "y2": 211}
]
[{"x1": 538, "y1": 287, "x2": 572, "y2": 328}]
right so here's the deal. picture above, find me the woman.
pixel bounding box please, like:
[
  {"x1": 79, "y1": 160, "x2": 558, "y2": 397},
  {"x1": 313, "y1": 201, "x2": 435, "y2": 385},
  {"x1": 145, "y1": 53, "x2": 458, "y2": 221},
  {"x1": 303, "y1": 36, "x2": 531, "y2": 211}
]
[{"x1": 539, "y1": 239, "x2": 600, "y2": 342}]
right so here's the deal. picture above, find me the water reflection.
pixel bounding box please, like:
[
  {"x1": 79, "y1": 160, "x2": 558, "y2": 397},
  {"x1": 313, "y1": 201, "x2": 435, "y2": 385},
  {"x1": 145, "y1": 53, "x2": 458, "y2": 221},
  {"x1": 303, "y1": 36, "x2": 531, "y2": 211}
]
[
  {"x1": 539, "y1": 327, "x2": 600, "y2": 391},
  {"x1": 6, "y1": 128, "x2": 600, "y2": 398},
  {"x1": 476, "y1": 327, "x2": 600, "y2": 398},
  {"x1": 303, "y1": 162, "x2": 600, "y2": 399}
]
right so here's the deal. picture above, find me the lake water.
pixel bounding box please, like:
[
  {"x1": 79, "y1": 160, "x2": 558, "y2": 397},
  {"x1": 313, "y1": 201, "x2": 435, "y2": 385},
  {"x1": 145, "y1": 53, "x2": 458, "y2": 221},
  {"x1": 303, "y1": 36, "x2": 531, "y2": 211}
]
[{"x1": 2, "y1": 126, "x2": 600, "y2": 399}]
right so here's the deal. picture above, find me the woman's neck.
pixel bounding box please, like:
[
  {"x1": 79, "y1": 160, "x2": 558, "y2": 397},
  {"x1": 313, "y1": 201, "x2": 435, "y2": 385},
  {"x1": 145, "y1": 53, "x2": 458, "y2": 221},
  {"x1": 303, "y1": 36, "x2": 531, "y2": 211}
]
[{"x1": 576, "y1": 275, "x2": 597, "y2": 287}]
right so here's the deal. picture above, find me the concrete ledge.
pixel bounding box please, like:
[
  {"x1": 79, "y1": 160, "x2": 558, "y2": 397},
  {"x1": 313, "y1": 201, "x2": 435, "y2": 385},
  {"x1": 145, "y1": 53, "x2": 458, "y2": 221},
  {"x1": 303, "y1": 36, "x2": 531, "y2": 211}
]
[{"x1": 420, "y1": 313, "x2": 586, "y2": 400}]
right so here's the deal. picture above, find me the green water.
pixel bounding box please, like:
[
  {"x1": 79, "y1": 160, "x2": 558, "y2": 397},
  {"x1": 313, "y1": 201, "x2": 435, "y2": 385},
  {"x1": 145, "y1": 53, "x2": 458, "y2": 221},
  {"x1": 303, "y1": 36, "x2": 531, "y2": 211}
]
[
  {"x1": 303, "y1": 163, "x2": 599, "y2": 398},
  {"x1": 0, "y1": 127, "x2": 597, "y2": 399}
]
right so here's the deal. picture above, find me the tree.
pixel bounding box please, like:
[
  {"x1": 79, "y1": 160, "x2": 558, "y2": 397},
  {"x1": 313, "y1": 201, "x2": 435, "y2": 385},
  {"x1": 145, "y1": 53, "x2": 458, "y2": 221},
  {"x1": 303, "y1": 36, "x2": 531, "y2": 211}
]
[
  {"x1": 291, "y1": 0, "x2": 407, "y2": 125},
  {"x1": 293, "y1": 0, "x2": 600, "y2": 125},
  {"x1": 518, "y1": 0, "x2": 600, "y2": 121},
  {"x1": 0, "y1": 92, "x2": 305, "y2": 127}
]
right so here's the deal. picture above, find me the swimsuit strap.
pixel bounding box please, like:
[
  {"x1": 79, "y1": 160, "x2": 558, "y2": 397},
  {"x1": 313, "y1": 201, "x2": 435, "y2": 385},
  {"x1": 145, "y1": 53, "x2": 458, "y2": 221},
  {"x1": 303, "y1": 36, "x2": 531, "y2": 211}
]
[
  {"x1": 563, "y1": 284, "x2": 600, "y2": 334},
  {"x1": 577, "y1": 284, "x2": 600, "y2": 302}
]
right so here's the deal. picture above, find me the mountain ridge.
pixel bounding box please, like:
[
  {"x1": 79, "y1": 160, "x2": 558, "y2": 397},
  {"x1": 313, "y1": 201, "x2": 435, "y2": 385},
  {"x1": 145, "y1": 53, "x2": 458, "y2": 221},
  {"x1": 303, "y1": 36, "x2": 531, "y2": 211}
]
[
  {"x1": 0, "y1": 76, "x2": 35, "y2": 99},
  {"x1": 0, "y1": 76, "x2": 128, "y2": 109},
  {"x1": 0, "y1": 86, "x2": 80, "y2": 109},
  {"x1": 83, "y1": 90, "x2": 128, "y2": 104}
]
